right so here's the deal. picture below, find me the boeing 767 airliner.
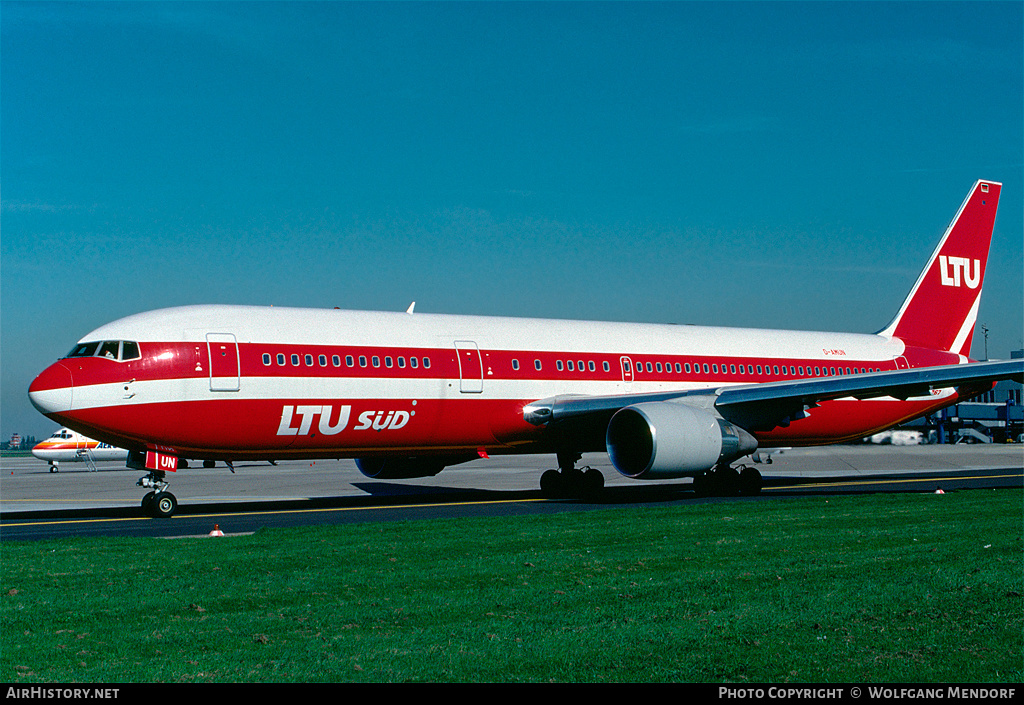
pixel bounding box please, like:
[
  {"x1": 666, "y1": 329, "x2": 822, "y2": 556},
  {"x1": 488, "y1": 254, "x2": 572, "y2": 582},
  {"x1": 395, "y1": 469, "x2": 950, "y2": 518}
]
[{"x1": 28, "y1": 180, "x2": 1024, "y2": 517}]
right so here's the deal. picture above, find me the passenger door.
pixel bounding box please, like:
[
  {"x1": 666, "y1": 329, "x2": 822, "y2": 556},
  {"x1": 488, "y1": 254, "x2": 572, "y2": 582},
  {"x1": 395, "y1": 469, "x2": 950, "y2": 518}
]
[
  {"x1": 207, "y1": 333, "x2": 240, "y2": 392},
  {"x1": 454, "y1": 340, "x2": 483, "y2": 393}
]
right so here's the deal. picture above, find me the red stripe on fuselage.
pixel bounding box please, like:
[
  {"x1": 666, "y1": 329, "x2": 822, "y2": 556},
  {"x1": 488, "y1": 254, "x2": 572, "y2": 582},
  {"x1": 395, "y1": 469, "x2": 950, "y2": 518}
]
[{"x1": 35, "y1": 338, "x2": 968, "y2": 458}]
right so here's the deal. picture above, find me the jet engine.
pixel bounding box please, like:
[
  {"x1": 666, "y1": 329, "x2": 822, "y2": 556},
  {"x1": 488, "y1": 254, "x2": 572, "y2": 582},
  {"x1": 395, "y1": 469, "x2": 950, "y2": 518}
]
[{"x1": 605, "y1": 402, "x2": 757, "y2": 479}]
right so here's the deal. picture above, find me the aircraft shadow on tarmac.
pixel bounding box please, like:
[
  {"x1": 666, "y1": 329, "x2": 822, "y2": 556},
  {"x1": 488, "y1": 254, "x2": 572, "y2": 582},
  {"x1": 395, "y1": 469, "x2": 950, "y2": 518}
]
[{"x1": 5, "y1": 470, "x2": 1018, "y2": 523}]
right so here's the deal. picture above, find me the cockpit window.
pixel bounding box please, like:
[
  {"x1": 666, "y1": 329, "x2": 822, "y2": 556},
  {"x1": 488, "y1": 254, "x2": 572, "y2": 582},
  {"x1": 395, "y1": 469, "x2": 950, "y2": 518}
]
[
  {"x1": 64, "y1": 341, "x2": 141, "y2": 362},
  {"x1": 67, "y1": 342, "x2": 100, "y2": 358},
  {"x1": 99, "y1": 341, "x2": 120, "y2": 359}
]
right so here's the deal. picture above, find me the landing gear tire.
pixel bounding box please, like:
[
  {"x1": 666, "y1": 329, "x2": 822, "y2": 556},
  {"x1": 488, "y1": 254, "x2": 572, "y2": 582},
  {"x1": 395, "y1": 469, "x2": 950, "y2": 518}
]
[
  {"x1": 583, "y1": 467, "x2": 605, "y2": 495},
  {"x1": 150, "y1": 491, "x2": 177, "y2": 518},
  {"x1": 540, "y1": 465, "x2": 605, "y2": 499},
  {"x1": 717, "y1": 466, "x2": 740, "y2": 496},
  {"x1": 137, "y1": 470, "x2": 177, "y2": 518},
  {"x1": 540, "y1": 469, "x2": 562, "y2": 497},
  {"x1": 692, "y1": 466, "x2": 762, "y2": 498},
  {"x1": 739, "y1": 467, "x2": 763, "y2": 496}
]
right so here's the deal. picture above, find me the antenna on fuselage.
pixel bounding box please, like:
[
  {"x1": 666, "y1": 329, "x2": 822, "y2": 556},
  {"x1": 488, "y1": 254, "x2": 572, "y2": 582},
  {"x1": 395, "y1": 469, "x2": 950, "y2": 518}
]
[{"x1": 406, "y1": 302, "x2": 416, "y2": 314}]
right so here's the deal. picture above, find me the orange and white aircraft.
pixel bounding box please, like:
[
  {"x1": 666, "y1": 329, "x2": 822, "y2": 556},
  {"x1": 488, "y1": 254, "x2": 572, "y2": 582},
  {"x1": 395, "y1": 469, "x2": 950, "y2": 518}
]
[
  {"x1": 27, "y1": 180, "x2": 1024, "y2": 517},
  {"x1": 31, "y1": 427, "x2": 128, "y2": 472}
]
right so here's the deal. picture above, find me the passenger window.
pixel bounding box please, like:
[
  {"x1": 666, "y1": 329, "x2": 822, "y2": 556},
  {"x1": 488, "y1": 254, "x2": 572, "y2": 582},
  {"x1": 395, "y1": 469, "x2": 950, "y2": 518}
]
[
  {"x1": 535, "y1": 360, "x2": 542, "y2": 371},
  {"x1": 263, "y1": 353, "x2": 272, "y2": 366},
  {"x1": 398, "y1": 357, "x2": 406, "y2": 368},
  {"x1": 385, "y1": 356, "x2": 393, "y2": 368},
  {"x1": 333, "y1": 355, "x2": 341, "y2": 367},
  {"x1": 410, "y1": 357, "x2": 419, "y2": 369},
  {"x1": 346, "y1": 355, "x2": 354, "y2": 367},
  {"x1": 422, "y1": 358, "x2": 431, "y2": 369},
  {"x1": 278, "y1": 354, "x2": 286, "y2": 366},
  {"x1": 603, "y1": 361, "x2": 610, "y2": 372},
  {"x1": 589, "y1": 361, "x2": 596, "y2": 372},
  {"x1": 512, "y1": 359, "x2": 520, "y2": 371},
  {"x1": 305, "y1": 354, "x2": 314, "y2": 366},
  {"x1": 359, "y1": 356, "x2": 367, "y2": 367},
  {"x1": 372, "y1": 356, "x2": 380, "y2": 368},
  {"x1": 319, "y1": 355, "x2": 328, "y2": 367}
]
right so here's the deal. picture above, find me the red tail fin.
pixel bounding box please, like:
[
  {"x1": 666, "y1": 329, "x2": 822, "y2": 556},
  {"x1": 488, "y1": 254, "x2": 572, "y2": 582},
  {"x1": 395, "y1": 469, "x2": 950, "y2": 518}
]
[{"x1": 880, "y1": 180, "x2": 1001, "y2": 357}]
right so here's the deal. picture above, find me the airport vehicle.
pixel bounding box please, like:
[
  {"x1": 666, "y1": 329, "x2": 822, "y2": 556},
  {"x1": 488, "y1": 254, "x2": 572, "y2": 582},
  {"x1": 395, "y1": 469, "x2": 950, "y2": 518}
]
[
  {"x1": 28, "y1": 180, "x2": 1024, "y2": 517},
  {"x1": 31, "y1": 427, "x2": 128, "y2": 472}
]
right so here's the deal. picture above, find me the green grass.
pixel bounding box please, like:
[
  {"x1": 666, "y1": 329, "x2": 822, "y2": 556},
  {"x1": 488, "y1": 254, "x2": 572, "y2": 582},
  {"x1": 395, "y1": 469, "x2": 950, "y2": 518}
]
[{"x1": 2, "y1": 489, "x2": 1021, "y2": 683}]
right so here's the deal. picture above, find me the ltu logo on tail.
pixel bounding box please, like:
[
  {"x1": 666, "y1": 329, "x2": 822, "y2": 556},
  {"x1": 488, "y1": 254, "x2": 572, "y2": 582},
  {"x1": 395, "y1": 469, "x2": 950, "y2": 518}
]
[{"x1": 939, "y1": 256, "x2": 981, "y2": 289}]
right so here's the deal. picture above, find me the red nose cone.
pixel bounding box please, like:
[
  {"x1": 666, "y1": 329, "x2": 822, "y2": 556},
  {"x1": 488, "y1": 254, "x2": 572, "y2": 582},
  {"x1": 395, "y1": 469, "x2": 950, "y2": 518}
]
[{"x1": 28, "y1": 362, "x2": 73, "y2": 417}]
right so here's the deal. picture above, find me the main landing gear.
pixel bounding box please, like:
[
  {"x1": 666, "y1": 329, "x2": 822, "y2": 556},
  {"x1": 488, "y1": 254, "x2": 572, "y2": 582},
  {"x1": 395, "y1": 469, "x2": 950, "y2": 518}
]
[
  {"x1": 138, "y1": 470, "x2": 177, "y2": 518},
  {"x1": 540, "y1": 451, "x2": 605, "y2": 499},
  {"x1": 692, "y1": 463, "x2": 763, "y2": 498}
]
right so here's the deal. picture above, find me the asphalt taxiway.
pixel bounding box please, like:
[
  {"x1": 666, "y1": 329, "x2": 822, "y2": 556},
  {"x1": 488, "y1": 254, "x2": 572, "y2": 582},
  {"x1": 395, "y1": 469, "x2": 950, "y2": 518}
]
[
  {"x1": 1, "y1": 444, "x2": 1021, "y2": 539},
  {"x1": 2, "y1": 442, "x2": 1020, "y2": 511}
]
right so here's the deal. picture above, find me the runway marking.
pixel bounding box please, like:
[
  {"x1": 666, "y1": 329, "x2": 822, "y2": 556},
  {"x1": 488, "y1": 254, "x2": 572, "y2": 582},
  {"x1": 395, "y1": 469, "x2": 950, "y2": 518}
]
[
  {"x1": 767, "y1": 471, "x2": 1022, "y2": 491},
  {"x1": 1, "y1": 496, "x2": 550, "y2": 529},
  {"x1": 2, "y1": 470, "x2": 1020, "y2": 532}
]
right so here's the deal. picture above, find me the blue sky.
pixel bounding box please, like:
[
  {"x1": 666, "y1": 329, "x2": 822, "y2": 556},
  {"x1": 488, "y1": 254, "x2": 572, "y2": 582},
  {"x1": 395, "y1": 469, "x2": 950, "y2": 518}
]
[{"x1": 3, "y1": 1, "x2": 1022, "y2": 440}]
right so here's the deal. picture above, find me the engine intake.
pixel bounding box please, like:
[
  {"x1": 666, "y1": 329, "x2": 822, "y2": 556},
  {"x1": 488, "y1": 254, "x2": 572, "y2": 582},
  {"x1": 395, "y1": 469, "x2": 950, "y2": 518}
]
[{"x1": 606, "y1": 402, "x2": 757, "y2": 479}]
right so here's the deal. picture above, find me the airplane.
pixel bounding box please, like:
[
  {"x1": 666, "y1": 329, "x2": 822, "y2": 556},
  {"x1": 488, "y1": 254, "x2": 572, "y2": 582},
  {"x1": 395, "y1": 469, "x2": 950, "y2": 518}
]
[
  {"x1": 31, "y1": 427, "x2": 129, "y2": 472},
  {"x1": 27, "y1": 180, "x2": 1024, "y2": 517}
]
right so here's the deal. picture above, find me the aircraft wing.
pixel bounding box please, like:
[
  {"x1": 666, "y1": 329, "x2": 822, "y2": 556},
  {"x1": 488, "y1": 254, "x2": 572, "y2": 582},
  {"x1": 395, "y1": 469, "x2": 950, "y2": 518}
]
[{"x1": 523, "y1": 359, "x2": 1024, "y2": 433}]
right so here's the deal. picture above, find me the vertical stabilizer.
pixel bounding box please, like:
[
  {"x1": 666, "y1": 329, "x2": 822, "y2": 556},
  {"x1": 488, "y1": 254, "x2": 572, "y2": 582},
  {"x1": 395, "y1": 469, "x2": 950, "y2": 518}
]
[{"x1": 879, "y1": 180, "x2": 1001, "y2": 357}]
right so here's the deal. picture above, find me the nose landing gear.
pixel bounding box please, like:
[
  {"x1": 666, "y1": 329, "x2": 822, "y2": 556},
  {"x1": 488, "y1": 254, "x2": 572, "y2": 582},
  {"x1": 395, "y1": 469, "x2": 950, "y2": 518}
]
[{"x1": 138, "y1": 470, "x2": 177, "y2": 518}]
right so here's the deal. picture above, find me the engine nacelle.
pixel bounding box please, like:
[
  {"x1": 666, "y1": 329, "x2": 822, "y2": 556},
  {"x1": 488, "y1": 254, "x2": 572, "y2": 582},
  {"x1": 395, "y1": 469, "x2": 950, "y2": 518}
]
[{"x1": 606, "y1": 402, "x2": 757, "y2": 479}]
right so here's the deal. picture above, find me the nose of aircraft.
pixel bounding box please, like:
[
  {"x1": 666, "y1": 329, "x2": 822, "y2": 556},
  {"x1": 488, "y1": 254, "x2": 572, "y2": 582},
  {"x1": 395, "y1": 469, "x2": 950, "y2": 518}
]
[{"x1": 28, "y1": 362, "x2": 74, "y2": 416}]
